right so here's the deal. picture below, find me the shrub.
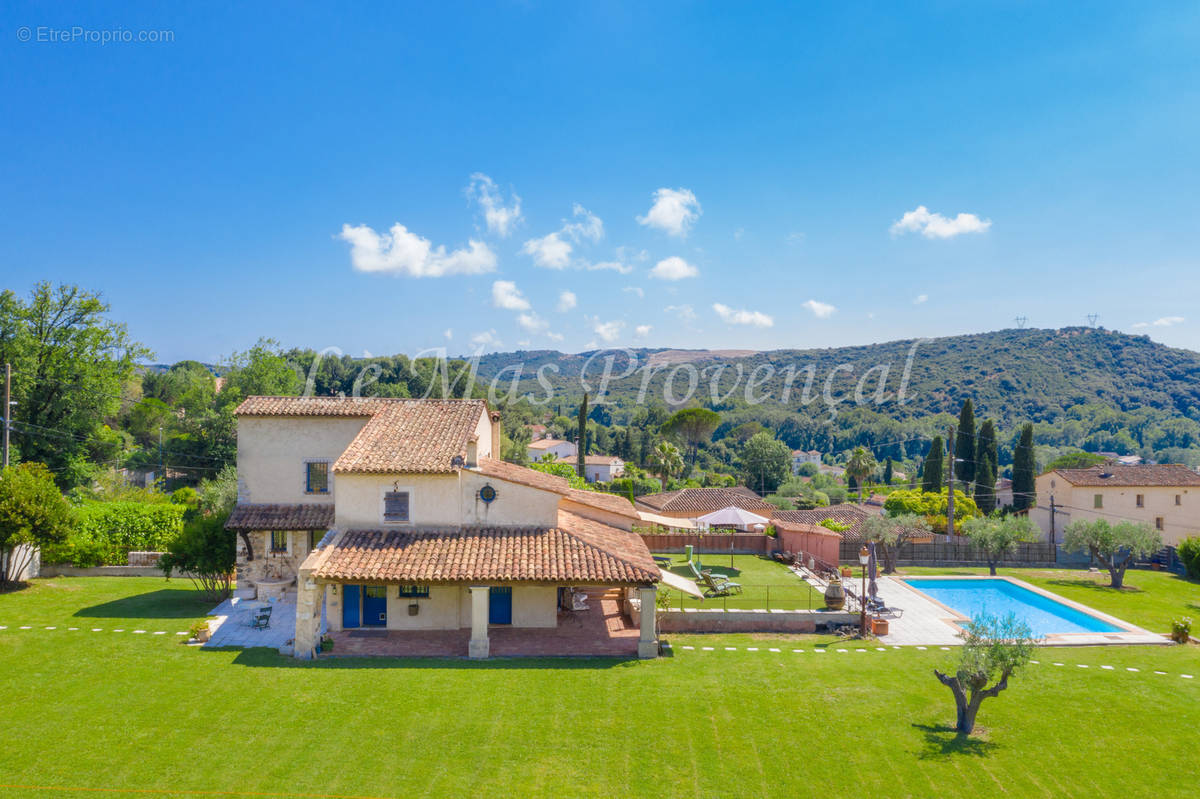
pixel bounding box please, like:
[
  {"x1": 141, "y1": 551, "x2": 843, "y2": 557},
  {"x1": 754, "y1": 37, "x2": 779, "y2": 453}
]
[
  {"x1": 1171, "y1": 617, "x2": 1192, "y2": 644},
  {"x1": 530, "y1": 462, "x2": 587, "y2": 489},
  {"x1": 159, "y1": 513, "x2": 235, "y2": 602},
  {"x1": 1177, "y1": 536, "x2": 1200, "y2": 581},
  {"x1": 820, "y1": 519, "x2": 852, "y2": 533},
  {"x1": 43, "y1": 501, "x2": 185, "y2": 566}
]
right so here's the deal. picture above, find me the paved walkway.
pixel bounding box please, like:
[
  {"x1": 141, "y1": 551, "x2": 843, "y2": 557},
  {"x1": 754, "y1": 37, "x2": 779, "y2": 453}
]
[{"x1": 204, "y1": 598, "x2": 318, "y2": 654}]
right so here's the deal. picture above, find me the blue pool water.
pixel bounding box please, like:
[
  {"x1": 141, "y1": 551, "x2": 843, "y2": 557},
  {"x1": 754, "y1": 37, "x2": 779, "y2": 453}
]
[{"x1": 903, "y1": 578, "x2": 1122, "y2": 636}]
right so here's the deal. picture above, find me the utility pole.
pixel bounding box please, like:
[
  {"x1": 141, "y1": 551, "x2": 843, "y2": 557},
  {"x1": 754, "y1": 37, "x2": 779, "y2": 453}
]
[
  {"x1": 158, "y1": 426, "x2": 164, "y2": 484},
  {"x1": 2, "y1": 362, "x2": 10, "y2": 468},
  {"x1": 1049, "y1": 495, "x2": 1056, "y2": 549},
  {"x1": 946, "y1": 425, "x2": 956, "y2": 537}
]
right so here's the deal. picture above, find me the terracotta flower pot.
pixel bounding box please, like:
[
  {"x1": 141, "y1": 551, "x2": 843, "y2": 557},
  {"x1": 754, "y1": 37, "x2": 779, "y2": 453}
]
[{"x1": 871, "y1": 617, "x2": 889, "y2": 636}]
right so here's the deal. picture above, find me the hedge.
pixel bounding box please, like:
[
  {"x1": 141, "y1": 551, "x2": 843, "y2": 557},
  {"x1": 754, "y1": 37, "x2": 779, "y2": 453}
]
[
  {"x1": 1178, "y1": 536, "x2": 1200, "y2": 581},
  {"x1": 42, "y1": 502, "x2": 186, "y2": 567}
]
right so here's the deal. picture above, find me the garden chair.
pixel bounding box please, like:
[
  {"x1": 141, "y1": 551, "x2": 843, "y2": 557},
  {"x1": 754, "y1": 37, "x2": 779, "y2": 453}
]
[
  {"x1": 251, "y1": 606, "x2": 272, "y2": 630},
  {"x1": 700, "y1": 571, "x2": 743, "y2": 598}
]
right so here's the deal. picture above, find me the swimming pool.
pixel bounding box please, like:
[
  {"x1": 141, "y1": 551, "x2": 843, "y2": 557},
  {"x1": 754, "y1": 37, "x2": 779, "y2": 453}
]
[{"x1": 903, "y1": 577, "x2": 1123, "y2": 636}]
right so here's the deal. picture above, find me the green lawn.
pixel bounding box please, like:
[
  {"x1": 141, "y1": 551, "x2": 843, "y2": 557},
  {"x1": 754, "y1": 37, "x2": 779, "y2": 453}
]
[
  {"x1": 897, "y1": 566, "x2": 1200, "y2": 633},
  {"x1": 1, "y1": 577, "x2": 1198, "y2": 798},
  {"x1": 654, "y1": 553, "x2": 826, "y2": 610}
]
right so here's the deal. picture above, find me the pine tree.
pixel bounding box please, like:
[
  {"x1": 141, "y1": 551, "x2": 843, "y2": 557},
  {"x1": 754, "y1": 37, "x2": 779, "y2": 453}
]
[
  {"x1": 955, "y1": 399, "x2": 976, "y2": 489},
  {"x1": 883, "y1": 457, "x2": 894, "y2": 485},
  {"x1": 576, "y1": 394, "x2": 588, "y2": 478},
  {"x1": 1012, "y1": 423, "x2": 1036, "y2": 512},
  {"x1": 922, "y1": 436, "x2": 945, "y2": 494}
]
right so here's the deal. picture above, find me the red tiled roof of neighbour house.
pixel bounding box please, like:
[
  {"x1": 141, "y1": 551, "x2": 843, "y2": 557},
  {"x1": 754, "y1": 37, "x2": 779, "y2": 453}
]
[
  {"x1": 634, "y1": 487, "x2": 775, "y2": 515},
  {"x1": 774, "y1": 504, "x2": 873, "y2": 541},
  {"x1": 333, "y1": 400, "x2": 489, "y2": 474},
  {"x1": 234, "y1": 396, "x2": 390, "y2": 416},
  {"x1": 225, "y1": 503, "x2": 336, "y2": 530},
  {"x1": 311, "y1": 510, "x2": 658, "y2": 585},
  {"x1": 1052, "y1": 464, "x2": 1200, "y2": 487}
]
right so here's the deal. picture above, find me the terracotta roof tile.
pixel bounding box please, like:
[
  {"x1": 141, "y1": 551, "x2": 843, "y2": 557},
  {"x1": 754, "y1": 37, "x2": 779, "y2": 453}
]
[
  {"x1": 634, "y1": 487, "x2": 774, "y2": 515},
  {"x1": 332, "y1": 400, "x2": 488, "y2": 474},
  {"x1": 234, "y1": 396, "x2": 389, "y2": 416},
  {"x1": 1052, "y1": 464, "x2": 1200, "y2": 487},
  {"x1": 774, "y1": 504, "x2": 872, "y2": 541},
  {"x1": 472, "y1": 458, "x2": 571, "y2": 493},
  {"x1": 312, "y1": 510, "x2": 658, "y2": 585},
  {"x1": 225, "y1": 503, "x2": 335, "y2": 530}
]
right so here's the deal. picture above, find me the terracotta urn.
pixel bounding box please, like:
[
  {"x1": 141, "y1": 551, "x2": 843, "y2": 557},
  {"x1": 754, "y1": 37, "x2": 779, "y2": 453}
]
[{"x1": 824, "y1": 576, "x2": 846, "y2": 611}]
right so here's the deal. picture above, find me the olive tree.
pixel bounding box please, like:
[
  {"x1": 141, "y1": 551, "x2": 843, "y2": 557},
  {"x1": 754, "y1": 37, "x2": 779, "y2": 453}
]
[
  {"x1": 962, "y1": 515, "x2": 1040, "y2": 576},
  {"x1": 861, "y1": 513, "x2": 931, "y2": 573},
  {"x1": 934, "y1": 613, "x2": 1038, "y2": 734},
  {"x1": 1063, "y1": 518, "x2": 1162, "y2": 589}
]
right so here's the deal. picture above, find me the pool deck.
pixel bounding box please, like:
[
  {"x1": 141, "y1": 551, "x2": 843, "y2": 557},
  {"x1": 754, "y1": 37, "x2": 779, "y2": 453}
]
[{"x1": 876, "y1": 575, "x2": 1168, "y2": 647}]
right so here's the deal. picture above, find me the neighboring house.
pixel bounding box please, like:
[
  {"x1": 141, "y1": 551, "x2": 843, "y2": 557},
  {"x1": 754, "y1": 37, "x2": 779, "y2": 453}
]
[
  {"x1": 555, "y1": 454, "x2": 625, "y2": 483},
  {"x1": 774, "y1": 504, "x2": 873, "y2": 542},
  {"x1": 227, "y1": 396, "x2": 658, "y2": 660},
  {"x1": 634, "y1": 487, "x2": 775, "y2": 523},
  {"x1": 993, "y1": 477, "x2": 1014, "y2": 508},
  {"x1": 1030, "y1": 464, "x2": 1200, "y2": 546},
  {"x1": 527, "y1": 437, "x2": 577, "y2": 462},
  {"x1": 528, "y1": 424, "x2": 547, "y2": 440},
  {"x1": 791, "y1": 449, "x2": 822, "y2": 474},
  {"x1": 818, "y1": 464, "x2": 846, "y2": 478},
  {"x1": 1116, "y1": 455, "x2": 1143, "y2": 466}
]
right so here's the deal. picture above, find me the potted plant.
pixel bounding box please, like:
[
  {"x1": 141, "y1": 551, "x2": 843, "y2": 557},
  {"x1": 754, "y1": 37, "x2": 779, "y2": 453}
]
[
  {"x1": 1170, "y1": 617, "x2": 1192, "y2": 644},
  {"x1": 840, "y1": 565, "x2": 853, "y2": 578},
  {"x1": 188, "y1": 620, "x2": 211, "y2": 644},
  {"x1": 319, "y1": 634, "x2": 334, "y2": 653},
  {"x1": 871, "y1": 616, "x2": 889, "y2": 636}
]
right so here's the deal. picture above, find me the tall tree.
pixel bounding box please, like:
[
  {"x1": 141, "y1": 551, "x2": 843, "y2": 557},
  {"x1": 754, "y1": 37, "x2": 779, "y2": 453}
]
[
  {"x1": 882, "y1": 457, "x2": 894, "y2": 485},
  {"x1": 1011, "y1": 423, "x2": 1036, "y2": 512},
  {"x1": 0, "y1": 462, "x2": 73, "y2": 586},
  {"x1": 845, "y1": 446, "x2": 878, "y2": 503},
  {"x1": 0, "y1": 284, "x2": 149, "y2": 488},
  {"x1": 974, "y1": 456, "x2": 996, "y2": 515},
  {"x1": 576, "y1": 393, "x2": 588, "y2": 478},
  {"x1": 739, "y1": 432, "x2": 791, "y2": 494},
  {"x1": 954, "y1": 399, "x2": 976, "y2": 489},
  {"x1": 922, "y1": 436, "x2": 945, "y2": 494},
  {"x1": 660, "y1": 407, "x2": 721, "y2": 467},
  {"x1": 975, "y1": 419, "x2": 998, "y2": 491},
  {"x1": 648, "y1": 441, "x2": 683, "y2": 487}
]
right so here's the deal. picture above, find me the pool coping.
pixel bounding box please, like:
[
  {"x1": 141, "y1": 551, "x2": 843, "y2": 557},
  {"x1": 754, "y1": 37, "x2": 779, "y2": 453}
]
[{"x1": 893, "y1": 575, "x2": 1168, "y2": 647}]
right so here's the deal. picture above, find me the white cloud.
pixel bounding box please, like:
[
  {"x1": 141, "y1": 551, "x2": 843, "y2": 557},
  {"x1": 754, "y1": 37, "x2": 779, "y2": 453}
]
[
  {"x1": 591, "y1": 318, "x2": 625, "y2": 342},
  {"x1": 665, "y1": 304, "x2": 696, "y2": 320},
  {"x1": 890, "y1": 205, "x2": 991, "y2": 239},
  {"x1": 650, "y1": 256, "x2": 699, "y2": 281},
  {"x1": 556, "y1": 290, "x2": 577, "y2": 312},
  {"x1": 913, "y1": 294, "x2": 928, "y2": 305},
  {"x1": 547, "y1": 331, "x2": 564, "y2": 343},
  {"x1": 802, "y1": 299, "x2": 837, "y2": 318},
  {"x1": 465, "y1": 173, "x2": 522, "y2": 237},
  {"x1": 517, "y1": 340, "x2": 531, "y2": 348},
  {"x1": 635, "y1": 324, "x2": 652, "y2": 338},
  {"x1": 623, "y1": 286, "x2": 645, "y2": 299},
  {"x1": 338, "y1": 223, "x2": 496, "y2": 277},
  {"x1": 713, "y1": 303, "x2": 774, "y2": 328},
  {"x1": 563, "y1": 204, "x2": 603, "y2": 243},
  {"x1": 637, "y1": 187, "x2": 701, "y2": 237},
  {"x1": 517, "y1": 312, "x2": 549, "y2": 333},
  {"x1": 470, "y1": 329, "x2": 501, "y2": 348},
  {"x1": 522, "y1": 231, "x2": 572, "y2": 269},
  {"x1": 787, "y1": 231, "x2": 806, "y2": 244},
  {"x1": 443, "y1": 328, "x2": 453, "y2": 340},
  {"x1": 1133, "y1": 316, "x2": 1185, "y2": 329},
  {"x1": 491, "y1": 280, "x2": 531, "y2": 311},
  {"x1": 586, "y1": 259, "x2": 633, "y2": 274}
]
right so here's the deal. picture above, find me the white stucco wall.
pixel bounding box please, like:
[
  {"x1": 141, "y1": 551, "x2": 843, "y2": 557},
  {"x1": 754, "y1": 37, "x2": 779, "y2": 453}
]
[
  {"x1": 332, "y1": 469, "x2": 561, "y2": 529},
  {"x1": 237, "y1": 416, "x2": 368, "y2": 504}
]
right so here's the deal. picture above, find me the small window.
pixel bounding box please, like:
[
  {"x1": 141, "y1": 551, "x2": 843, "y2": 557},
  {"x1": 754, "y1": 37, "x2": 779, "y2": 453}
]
[
  {"x1": 305, "y1": 461, "x2": 330, "y2": 494},
  {"x1": 1176, "y1": 494, "x2": 1182, "y2": 506},
  {"x1": 1093, "y1": 494, "x2": 1103, "y2": 509},
  {"x1": 308, "y1": 529, "x2": 324, "y2": 550},
  {"x1": 383, "y1": 491, "x2": 410, "y2": 523},
  {"x1": 363, "y1": 585, "x2": 388, "y2": 599},
  {"x1": 270, "y1": 531, "x2": 288, "y2": 553},
  {"x1": 1136, "y1": 494, "x2": 1144, "y2": 508},
  {"x1": 1155, "y1": 517, "x2": 1164, "y2": 531},
  {"x1": 397, "y1": 585, "x2": 430, "y2": 598}
]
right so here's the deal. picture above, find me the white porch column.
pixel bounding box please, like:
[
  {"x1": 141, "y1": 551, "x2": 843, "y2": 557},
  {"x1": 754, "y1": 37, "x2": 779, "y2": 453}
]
[
  {"x1": 468, "y1": 586, "x2": 490, "y2": 659},
  {"x1": 637, "y1": 585, "x2": 658, "y2": 659}
]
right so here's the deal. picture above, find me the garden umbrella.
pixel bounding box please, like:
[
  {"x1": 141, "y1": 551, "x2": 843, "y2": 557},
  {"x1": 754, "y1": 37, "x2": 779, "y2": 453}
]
[{"x1": 867, "y1": 541, "x2": 878, "y2": 599}]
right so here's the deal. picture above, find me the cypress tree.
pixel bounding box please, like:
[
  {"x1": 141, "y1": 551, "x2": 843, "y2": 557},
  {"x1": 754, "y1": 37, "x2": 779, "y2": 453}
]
[
  {"x1": 1012, "y1": 423, "x2": 1036, "y2": 511},
  {"x1": 576, "y1": 394, "x2": 588, "y2": 478},
  {"x1": 883, "y1": 457, "x2": 894, "y2": 485},
  {"x1": 922, "y1": 436, "x2": 944, "y2": 494},
  {"x1": 975, "y1": 457, "x2": 996, "y2": 514},
  {"x1": 975, "y1": 419, "x2": 998, "y2": 497},
  {"x1": 955, "y1": 399, "x2": 976, "y2": 489}
]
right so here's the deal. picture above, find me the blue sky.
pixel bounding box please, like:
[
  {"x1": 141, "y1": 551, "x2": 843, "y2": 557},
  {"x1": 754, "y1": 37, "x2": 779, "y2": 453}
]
[{"x1": 3, "y1": 1, "x2": 1199, "y2": 363}]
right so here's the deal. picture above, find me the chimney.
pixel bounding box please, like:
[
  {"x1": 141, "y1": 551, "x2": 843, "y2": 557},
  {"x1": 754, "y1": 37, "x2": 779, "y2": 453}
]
[{"x1": 489, "y1": 410, "x2": 502, "y2": 459}]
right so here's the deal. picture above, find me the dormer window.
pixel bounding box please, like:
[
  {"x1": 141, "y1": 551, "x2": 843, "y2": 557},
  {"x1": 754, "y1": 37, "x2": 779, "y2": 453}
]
[{"x1": 306, "y1": 461, "x2": 330, "y2": 494}]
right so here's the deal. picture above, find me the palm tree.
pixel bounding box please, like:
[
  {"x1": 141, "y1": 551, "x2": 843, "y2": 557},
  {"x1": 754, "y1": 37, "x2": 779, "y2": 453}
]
[
  {"x1": 648, "y1": 441, "x2": 684, "y2": 488},
  {"x1": 845, "y1": 446, "x2": 878, "y2": 504}
]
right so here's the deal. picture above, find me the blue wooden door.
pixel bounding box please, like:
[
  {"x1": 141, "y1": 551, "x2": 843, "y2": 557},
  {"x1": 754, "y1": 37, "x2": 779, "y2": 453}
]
[
  {"x1": 362, "y1": 585, "x2": 387, "y2": 626},
  {"x1": 342, "y1": 585, "x2": 360, "y2": 628},
  {"x1": 489, "y1": 586, "x2": 512, "y2": 625}
]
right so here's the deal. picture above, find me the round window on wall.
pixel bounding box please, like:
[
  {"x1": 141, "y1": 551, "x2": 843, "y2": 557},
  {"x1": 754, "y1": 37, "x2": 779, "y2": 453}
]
[{"x1": 479, "y1": 484, "x2": 497, "y2": 503}]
